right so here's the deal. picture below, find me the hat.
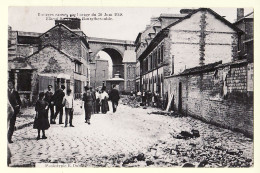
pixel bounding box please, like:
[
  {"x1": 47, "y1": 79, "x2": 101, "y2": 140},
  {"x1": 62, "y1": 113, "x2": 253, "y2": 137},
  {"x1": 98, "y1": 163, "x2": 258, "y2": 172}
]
[
  {"x1": 67, "y1": 89, "x2": 72, "y2": 93},
  {"x1": 84, "y1": 86, "x2": 89, "y2": 90},
  {"x1": 101, "y1": 86, "x2": 106, "y2": 91}
]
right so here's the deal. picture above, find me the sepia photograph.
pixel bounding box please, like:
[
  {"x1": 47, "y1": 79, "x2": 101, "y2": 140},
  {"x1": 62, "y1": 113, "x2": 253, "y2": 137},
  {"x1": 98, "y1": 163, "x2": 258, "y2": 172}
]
[{"x1": 7, "y1": 5, "x2": 254, "y2": 168}]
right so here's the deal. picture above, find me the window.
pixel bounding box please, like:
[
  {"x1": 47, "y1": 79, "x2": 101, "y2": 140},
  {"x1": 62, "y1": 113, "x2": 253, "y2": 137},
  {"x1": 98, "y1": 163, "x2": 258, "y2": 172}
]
[
  {"x1": 158, "y1": 48, "x2": 161, "y2": 64},
  {"x1": 161, "y1": 45, "x2": 164, "y2": 63},
  {"x1": 74, "y1": 62, "x2": 82, "y2": 74},
  {"x1": 150, "y1": 55, "x2": 153, "y2": 70},
  {"x1": 172, "y1": 55, "x2": 174, "y2": 74}
]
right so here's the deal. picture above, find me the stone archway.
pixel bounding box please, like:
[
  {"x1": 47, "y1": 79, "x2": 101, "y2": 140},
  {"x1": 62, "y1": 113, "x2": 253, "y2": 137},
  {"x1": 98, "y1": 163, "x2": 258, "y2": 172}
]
[{"x1": 92, "y1": 46, "x2": 124, "y2": 78}]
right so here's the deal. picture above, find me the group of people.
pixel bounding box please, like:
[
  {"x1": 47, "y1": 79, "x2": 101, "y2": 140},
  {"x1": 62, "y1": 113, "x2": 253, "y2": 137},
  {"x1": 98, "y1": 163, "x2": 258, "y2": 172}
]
[
  {"x1": 83, "y1": 84, "x2": 120, "y2": 119},
  {"x1": 7, "y1": 79, "x2": 120, "y2": 142},
  {"x1": 138, "y1": 90, "x2": 162, "y2": 108}
]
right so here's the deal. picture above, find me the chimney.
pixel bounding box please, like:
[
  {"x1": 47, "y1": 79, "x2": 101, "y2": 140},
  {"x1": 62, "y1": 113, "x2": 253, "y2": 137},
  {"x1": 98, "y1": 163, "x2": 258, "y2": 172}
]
[{"x1": 237, "y1": 8, "x2": 244, "y2": 21}]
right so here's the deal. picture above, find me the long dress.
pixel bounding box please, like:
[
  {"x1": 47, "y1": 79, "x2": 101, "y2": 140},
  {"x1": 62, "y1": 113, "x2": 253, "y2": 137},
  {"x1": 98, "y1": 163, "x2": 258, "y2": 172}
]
[
  {"x1": 33, "y1": 100, "x2": 50, "y2": 130},
  {"x1": 101, "y1": 91, "x2": 109, "y2": 113}
]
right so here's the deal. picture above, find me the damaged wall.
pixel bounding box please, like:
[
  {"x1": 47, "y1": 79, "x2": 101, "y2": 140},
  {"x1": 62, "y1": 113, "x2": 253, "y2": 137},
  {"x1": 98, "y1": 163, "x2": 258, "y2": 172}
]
[
  {"x1": 168, "y1": 10, "x2": 238, "y2": 75},
  {"x1": 164, "y1": 61, "x2": 253, "y2": 137}
]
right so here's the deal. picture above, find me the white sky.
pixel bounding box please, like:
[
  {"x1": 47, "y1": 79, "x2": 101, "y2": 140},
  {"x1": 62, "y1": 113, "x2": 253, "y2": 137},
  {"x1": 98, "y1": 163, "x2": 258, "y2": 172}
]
[{"x1": 8, "y1": 7, "x2": 253, "y2": 41}]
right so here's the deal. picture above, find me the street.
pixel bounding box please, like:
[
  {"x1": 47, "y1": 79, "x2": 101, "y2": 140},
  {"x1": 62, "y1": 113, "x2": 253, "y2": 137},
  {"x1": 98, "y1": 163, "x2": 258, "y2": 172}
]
[{"x1": 8, "y1": 99, "x2": 253, "y2": 167}]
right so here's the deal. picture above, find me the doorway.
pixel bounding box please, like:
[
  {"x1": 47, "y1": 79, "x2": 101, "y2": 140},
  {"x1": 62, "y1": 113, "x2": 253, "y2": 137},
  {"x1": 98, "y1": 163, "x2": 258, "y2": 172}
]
[{"x1": 178, "y1": 82, "x2": 182, "y2": 112}]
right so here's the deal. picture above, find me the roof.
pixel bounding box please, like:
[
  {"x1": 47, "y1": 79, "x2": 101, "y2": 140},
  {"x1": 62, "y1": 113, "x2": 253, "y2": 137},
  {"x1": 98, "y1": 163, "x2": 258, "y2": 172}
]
[
  {"x1": 38, "y1": 23, "x2": 89, "y2": 48},
  {"x1": 18, "y1": 31, "x2": 42, "y2": 37},
  {"x1": 181, "y1": 61, "x2": 222, "y2": 75},
  {"x1": 8, "y1": 60, "x2": 34, "y2": 71},
  {"x1": 166, "y1": 8, "x2": 243, "y2": 33},
  {"x1": 159, "y1": 13, "x2": 187, "y2": 18},
  {"x1": 122, "y1": 50, "x2": 136, "y2": 63},
  {"x1": 26, "y1": 44, "x2": 75, "y2": 61}
]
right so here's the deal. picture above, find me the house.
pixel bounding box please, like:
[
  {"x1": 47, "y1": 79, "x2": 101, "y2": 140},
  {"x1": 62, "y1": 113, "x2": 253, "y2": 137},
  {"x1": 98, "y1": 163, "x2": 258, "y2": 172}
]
[
  {"x1": 8, "y1": 18, "x2": 91, "y2": 105},
  {"x1": 135, "y1": 8, "x2": 243, "y2": 97},
  {"x1": 135, "y1": 8, "x2": 253, "y2": 137}
]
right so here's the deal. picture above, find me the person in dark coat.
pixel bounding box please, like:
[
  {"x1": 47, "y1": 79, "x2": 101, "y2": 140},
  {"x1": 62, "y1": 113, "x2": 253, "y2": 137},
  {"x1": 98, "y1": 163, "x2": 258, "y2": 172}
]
[
  {"x1": 44, "y1": 85, "x2": 54, "y2": 122},
  {"x1": 82, "y1": 86, "x2": 93, "y2": 124},
  {"x1": 100, "y1": 86, "x2": 109, "y2": 114},
  {"x1": 8, "y1": 80, "x2": 21, "y2": 143},
  {"x1": 51, "y1": 85, "x2": 65, "y2": 124},
  {"x1": 33, "y1": 92, "x2": 50, "y2": 140},
  {"x1": 95, "y1": 88, "x2": 101, "y2": 113},
  {"x1": 90, "y1": 86, "x2": 96, "y2": 114},
  {"x1": 109, "y1": 84, "x2": 120, "y2": 113}
]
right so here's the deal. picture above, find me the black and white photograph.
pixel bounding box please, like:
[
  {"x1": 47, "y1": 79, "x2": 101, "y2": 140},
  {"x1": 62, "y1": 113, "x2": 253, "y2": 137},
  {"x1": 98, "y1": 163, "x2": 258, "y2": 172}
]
[{"x1": 6, "y1": 3, "x2": 256, "y2": 169}]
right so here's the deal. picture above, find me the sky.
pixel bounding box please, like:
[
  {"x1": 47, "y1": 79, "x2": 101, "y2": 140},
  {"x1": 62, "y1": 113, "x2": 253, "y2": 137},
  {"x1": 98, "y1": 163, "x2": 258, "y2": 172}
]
[{"x1": 8, "y1": 7, "x2": 253, "y2": 41}]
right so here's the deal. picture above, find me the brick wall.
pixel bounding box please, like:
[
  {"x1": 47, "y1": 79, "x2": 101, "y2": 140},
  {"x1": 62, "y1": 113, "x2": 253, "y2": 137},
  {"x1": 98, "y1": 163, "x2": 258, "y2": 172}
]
[{"x1": 164, "y1": 61, "x2": 253, "y2": 137}]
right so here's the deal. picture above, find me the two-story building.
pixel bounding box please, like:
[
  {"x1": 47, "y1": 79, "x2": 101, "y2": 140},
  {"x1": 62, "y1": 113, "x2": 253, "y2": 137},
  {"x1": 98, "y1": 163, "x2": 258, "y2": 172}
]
[
  {"x1": 8, "y1": 18, "x2": 91, "y2": 104},
  {"x1": 135, "y1": 8, "x2": 242, "y2": 97}
]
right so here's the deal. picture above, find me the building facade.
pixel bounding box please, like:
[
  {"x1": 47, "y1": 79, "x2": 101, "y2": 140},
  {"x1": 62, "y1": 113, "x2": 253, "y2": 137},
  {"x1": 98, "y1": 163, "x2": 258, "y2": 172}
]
[
  {"x1": 8, "y1": 18, "x2": 91, "y2": 104},
  {"x1": 135, "y1": 8, "x2": 242, "y2": 97},
  {"x1": 89, "y1": 59, "x2": 109, "y2": 89}
]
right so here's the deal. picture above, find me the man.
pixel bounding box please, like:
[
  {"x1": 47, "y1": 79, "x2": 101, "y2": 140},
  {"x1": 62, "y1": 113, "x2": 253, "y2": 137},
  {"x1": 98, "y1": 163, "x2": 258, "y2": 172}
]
[
  {"x1": 82, "y1": 86, "x2": 93, "y2": 124},
  {"x1": 109, "y1": 84, "x2": 120, "y2": 113},
  {"x1": 95, "y1": 88, "x2": 101, "y2": 113},
  {"x1": 90, "y1": 86, "x2": 96, "y2": 114},
  {"x1": 63, "y1": 89, "x2": 74, "y2": 127},
  {"x1": 51, "y1": 85, "x2": 65, "y2": 124},
  {"x1": 8, "y1": 80, "x2": 21, "y2": 143},
  {"x1": 44, "y1": 85, "x2": 54, "y2": 123}
]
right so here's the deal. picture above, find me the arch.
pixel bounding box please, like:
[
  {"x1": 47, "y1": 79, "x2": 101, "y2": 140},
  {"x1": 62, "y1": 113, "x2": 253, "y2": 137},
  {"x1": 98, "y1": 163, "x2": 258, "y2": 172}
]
[{"x1": 90, "y1": 45, "x2": 125, "y2": 78}]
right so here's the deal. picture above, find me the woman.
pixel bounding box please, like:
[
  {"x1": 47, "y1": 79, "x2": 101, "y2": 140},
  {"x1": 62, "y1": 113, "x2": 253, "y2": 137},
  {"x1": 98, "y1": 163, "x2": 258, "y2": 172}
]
[
  {"x1": 33, "y1": 92, "x2": 50, "y2": 140},
  {"x1": 100, "y1": 86, "x2": 109, "y2": 114},
  {"x1": 82, "y1": 86, "x2": 93, "y2": 125}
]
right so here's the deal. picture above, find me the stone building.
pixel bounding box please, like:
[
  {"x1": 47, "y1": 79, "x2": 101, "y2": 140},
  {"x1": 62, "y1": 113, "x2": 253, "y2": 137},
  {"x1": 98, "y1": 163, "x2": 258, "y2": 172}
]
[
  {"x1": 123, "y1": 50, "x2": 136, "y2": 93},
  {"x1": 234, "y1": 9, "x2": 254, "y2": 62},
  {"x1": 8, "y1": 18, "x2": 91, "y2": 104},
  {"x1": 89, "y1": 59, "x2": 109, "y2": 89},
  {"x1": 136, "y1": 8, "x2": 253, "y2": 136},
  {"x1": 135, "y1": 8, "x2": 243, "y2": 97}
]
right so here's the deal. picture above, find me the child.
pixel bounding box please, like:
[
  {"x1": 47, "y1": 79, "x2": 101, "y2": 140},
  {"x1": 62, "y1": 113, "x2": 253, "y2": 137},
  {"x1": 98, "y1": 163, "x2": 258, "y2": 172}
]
[
  {"x1": 63, "y1": 89, "x2": 74, "y2": 127},
  {"x1": 33, "y1": 92, "x2": 50, "y2": 140}
]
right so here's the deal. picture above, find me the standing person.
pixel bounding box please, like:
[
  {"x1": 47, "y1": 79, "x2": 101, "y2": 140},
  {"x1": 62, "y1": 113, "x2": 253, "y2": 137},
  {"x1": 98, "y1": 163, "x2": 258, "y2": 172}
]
[
  {"x1": 7, "y1": 80, "x2": 21, "y2": 143},
  {"x1": 44, "y1": 85, "x2": 54, "y2": 123},
  {"x1": 95, "y1": 88, "x2": 101, "y2": 113},
  {"x1": 33, "y1": 92, "x2": 50, "y2": 140},
  {"x1": 100, "y1": 86, "x2": 109, "y2": 114},
  {"x1": 109, "y1": 84, "x2": 120, "y2": 113},
  {"x1": 90, "y1": 87, "x2": 96, "y2": 114},
  {"x1": 51, "y1": 85, "x2": 65, "y2": 124},
  {"x1": 142, "y1": 90, "x2": 147, "y2": 106},
  {"x1": 63, "y1": 89, "x2": 74, "y2": 127},
  {"x1": 82, "y1": 86, "x2": 93, "y2": 124}
]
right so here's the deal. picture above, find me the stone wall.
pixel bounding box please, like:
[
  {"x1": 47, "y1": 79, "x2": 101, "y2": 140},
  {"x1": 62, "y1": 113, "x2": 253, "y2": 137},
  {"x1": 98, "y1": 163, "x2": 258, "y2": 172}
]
[
  {"x1": 40, "y1": 25, "x2": 82, "y2": 58},
  {"x1": 164, "y1": 61, "x2": 253, "y2": 137}
]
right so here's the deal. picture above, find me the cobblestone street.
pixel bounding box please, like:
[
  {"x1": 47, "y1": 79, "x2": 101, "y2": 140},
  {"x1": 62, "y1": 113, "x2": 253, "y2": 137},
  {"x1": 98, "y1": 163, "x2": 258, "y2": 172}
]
[{"x1": 8, "y1": 100, "x2": 253, "y2": 167}]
